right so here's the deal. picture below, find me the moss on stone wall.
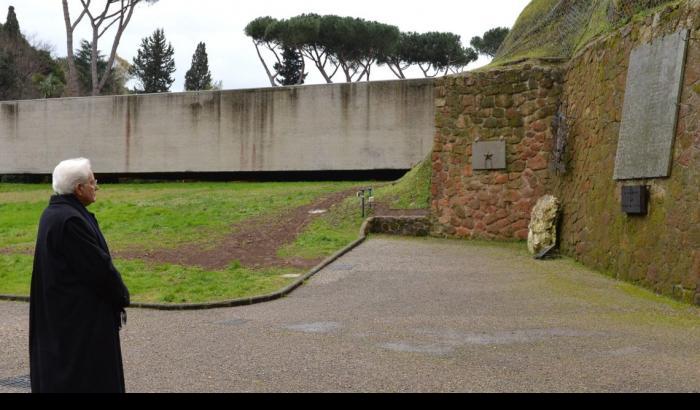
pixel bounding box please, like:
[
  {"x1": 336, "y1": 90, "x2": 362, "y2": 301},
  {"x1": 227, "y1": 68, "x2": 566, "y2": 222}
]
[
  {"x1": 555, "y1": 0, "x2": 699, "y2": 304},
  {"x1": 432, "y1": 0, "x2": 700, "y2": 305}
]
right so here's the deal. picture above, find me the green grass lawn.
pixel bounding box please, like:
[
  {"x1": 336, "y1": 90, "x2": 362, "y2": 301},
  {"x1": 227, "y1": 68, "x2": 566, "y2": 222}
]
[
  {"x1": 280, "y1": 157, "x2": 432, "y2": 259},
  {"x1": 0, "y1": 164, "x2": 430, "y2": 304},
  {"x1": 1, "y1": 181, "x2": 361, "y2": 253},
  {"x1": 277, "y1": 195, "x2": 366, "y2": 260},
  {"x1": 0, "y1": 181, "x2": 366, "y2": 303},
  {"x1": 0, "y1": 253, "x2": 300, "y2": 304},
  {"x1": 372, "y1": 156, "x2": 431, "y2": 210}
]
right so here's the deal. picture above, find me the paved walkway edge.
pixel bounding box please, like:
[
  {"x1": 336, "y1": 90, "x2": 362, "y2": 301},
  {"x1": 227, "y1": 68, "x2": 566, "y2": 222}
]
[{"x1": 0, "y1": 218, "x2": 375, "y2": 311}]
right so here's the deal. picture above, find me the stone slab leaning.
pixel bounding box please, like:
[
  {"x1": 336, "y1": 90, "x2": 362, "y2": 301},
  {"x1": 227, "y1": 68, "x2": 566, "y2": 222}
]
[{"x1": 528, "y1": 195, "x2": 560, "y2": 256}]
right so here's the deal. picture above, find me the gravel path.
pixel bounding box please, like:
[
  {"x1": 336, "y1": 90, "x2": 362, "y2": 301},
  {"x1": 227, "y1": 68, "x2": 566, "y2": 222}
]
[{"x1": 1, "y1": 236, "x2": 699, "y2": 392}]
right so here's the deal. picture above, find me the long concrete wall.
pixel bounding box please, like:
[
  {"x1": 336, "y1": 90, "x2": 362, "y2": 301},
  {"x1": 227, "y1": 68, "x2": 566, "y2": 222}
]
[{"x1": 0, "y1": 79, "x2": 435, "y2": 174}]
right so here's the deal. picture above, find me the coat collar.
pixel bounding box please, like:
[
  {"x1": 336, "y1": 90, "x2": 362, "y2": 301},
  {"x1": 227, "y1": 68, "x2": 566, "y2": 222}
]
[{"x1": 50, "y1": 194, "x2": 92, "y2": 216}]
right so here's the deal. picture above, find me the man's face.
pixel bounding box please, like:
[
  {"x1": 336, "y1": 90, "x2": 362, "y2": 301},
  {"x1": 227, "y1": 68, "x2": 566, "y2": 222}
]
[{"x1": 74, "y1": 172, "x2": 99, "y2": 206}]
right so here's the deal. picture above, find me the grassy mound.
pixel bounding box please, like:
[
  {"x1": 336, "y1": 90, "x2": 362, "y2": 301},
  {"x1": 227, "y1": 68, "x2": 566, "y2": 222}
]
[
  {"x1": 280, "y1": 157, "x2": 432, "y2": 260},
  {"x1": 492, "y1": 0, "x2": 683, "y2": 66},
  {"x1": 373, "y1": 156, "x2": 432, "y2": 210}
]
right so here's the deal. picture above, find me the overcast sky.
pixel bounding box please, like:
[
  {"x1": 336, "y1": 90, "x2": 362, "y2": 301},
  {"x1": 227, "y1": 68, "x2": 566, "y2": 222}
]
[{"x1": 0, "y1": 0, "x2": 531, "y2": 91}]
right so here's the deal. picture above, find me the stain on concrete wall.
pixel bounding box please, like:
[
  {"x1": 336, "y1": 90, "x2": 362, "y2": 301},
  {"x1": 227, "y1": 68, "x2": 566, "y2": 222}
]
[{"x1": 0, "y1": 79, "x2": 435, "y2": 174}]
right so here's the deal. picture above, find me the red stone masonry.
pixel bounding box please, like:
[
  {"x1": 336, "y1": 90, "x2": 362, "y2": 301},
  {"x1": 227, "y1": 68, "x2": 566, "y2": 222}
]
[
  {"x1": 431, "y1": 65, "x2": 564, "y2": 240},
  {"x1": 430, "y1": 1, "x2": 700, "y2": 305}
]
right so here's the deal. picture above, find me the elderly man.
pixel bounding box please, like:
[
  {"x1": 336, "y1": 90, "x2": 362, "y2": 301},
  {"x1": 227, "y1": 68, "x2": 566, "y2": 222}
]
[{"x1": 29, "y1": 158, "x2": 130, "y2": 393}]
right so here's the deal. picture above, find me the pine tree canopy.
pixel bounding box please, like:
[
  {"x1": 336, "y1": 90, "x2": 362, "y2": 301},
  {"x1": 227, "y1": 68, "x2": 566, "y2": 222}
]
[
  {"x1": 74, "y1": 40, "x2": 118, "y2": 95},
  {"x1": 184, "y1": 42, "x2": 213, "y2": 91},
  {"x1": 4, "y1": 6, "x2": 20, "y2": 37},
  {"x1": 0, "y1": 50, "x2": 18, "y2": 98},
  {"x1": 273, "y1": 47, "x2": 307, "y2": 86},
  {"x1": 130, "y1": 28, "x2": 176, "y2": 93},
  {"x1": 470, "y1": 27, "x2": 510, "y2": 58}
]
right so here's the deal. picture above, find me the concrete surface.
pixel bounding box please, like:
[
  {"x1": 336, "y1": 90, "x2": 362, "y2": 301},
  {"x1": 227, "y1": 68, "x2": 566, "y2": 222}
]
[
  {"x1": 1, "y1": 236, "x2": 699, "y2": 392},
  {"x1": 0, "y1": 79, "x2": 434, "y2": 174}
]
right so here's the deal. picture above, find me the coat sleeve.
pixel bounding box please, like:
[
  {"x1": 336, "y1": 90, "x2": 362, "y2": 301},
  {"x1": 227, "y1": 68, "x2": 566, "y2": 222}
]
[{"x1": 62, "y1": 216, "x2": 130, "y2": 309}]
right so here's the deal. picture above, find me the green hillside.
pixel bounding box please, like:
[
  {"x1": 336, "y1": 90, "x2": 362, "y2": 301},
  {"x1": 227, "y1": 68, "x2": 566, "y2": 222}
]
[{"x1": 492, "y1": 0, "x2": 683, "y2": 66}]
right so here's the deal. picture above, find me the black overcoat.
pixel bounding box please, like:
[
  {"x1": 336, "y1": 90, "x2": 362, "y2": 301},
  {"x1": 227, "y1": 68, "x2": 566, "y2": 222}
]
[{"x1": 29, "y1": 194, "x2": 130, "y2": 393}]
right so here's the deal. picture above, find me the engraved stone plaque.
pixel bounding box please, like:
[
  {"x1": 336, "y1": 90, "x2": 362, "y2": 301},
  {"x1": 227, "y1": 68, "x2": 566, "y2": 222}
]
[
  {"x1": 473, "y1": 140, "x2": 506, "y2": 170},
  {"x1": 613, "y1": 29, "x2": 689, "y2": 180}
]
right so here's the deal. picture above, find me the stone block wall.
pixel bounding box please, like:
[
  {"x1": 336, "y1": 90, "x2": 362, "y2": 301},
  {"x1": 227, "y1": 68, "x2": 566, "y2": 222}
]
[
  {"x1": 367, "y1": 216, "x2": 431, "y2": 237},
  {"x1": 555, "y1": 2, "x2": 700, "y2": 303},
  {"x1": 430, "y1": 1, "x2": 700, "y2": 304},
  {"x1": 431, "y1": 66, "x2": 564, "y2": 240}
]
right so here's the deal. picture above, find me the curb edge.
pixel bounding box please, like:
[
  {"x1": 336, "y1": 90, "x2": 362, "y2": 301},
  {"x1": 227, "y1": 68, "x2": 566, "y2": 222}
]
[{"x1": 0, "y1": 218, "x2": 374, "y2": 311}]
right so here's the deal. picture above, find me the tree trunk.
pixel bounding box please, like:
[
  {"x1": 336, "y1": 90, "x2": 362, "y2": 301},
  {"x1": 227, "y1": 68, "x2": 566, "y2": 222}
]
[
  {"x1": 342, "y1": 63, "x2": 352, "y2": 83},
  {"x1": 97, "y1": 0, "x2": 137, "y2": 95},
  {"x1": 304, "y1": 48, "x2": 333, "y2": 84},
  {"x1": 253, "y1": 40, "x2": 277, "y2": 87},
  {"x1": 314, "y1": 60, "x2": 333, "y2": 83},
  {"x1": 62, "y1": 0, "x2": 80, "y2": 96},
  {"x1": 386, "y1": 62, "x2": 405, "y2": 79},
  {"x1": 310, "y1": 47, "x2": 337, "y2": 84},
  {"x1": 296, "y1": 53, "x2": 305, "y2": 85},
  {"x1": 90, "y1": 30, "x2": 100, "y2": 95},
  {"x1": 356, "y1": 59, "x2": 374, "y2": 82}
]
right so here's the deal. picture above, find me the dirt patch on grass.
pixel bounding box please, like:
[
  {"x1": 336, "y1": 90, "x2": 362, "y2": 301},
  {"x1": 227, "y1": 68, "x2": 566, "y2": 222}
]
[
  {"x1": 0, "y1": 188, "x2": 430, "y2": 271},
  {"x1": 115, "y1": 188, "x2": 361, "y2": 271}
]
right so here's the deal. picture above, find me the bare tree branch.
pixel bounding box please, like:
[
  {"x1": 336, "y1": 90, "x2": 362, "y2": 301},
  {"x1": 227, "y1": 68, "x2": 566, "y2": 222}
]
[
  {"x1": 418, "y1": 63, "x2": 442, "y2": 78},
  {"x1": 93, "y1": 0, "x2": 112, "y2": 26},
  {"x1": 98, "y1": 14, "x2": 122, "y2": 38},
  {"x1": 80, "y1": 0, "x2": 94, "y2": 20},
  {"x1": 385, "y1": 62, "x2": 405, "y2": 79},
  {"x1": 253, "y1": 40, "x2": 279, "y2": 87},
  {"x1": 62, "y1": 0, "x2": 88, "y2": 96},
  {"x1": 264, "y1": 42, "x2": 283, "y2": 66},
  {"x1": 97, "y1": 0, "x2": 138, "y2": 93},
  {"x1": 65, "y1": 0, "x2": 147, "y2": 95},
  {"x1": 301, "y1": 45, "x2": 338, "y2": 84}
]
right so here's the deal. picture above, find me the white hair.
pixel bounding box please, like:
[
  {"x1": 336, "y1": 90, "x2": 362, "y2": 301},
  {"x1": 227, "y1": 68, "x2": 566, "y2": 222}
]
[{"x1": 52, "y1": 158, "x2": 92, "y2": 195}]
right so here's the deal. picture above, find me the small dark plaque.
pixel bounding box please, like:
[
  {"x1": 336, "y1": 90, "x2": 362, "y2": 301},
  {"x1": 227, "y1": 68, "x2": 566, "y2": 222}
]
[{"x1": 621, "y1": 186, "x2": 648, "y2": 215}]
